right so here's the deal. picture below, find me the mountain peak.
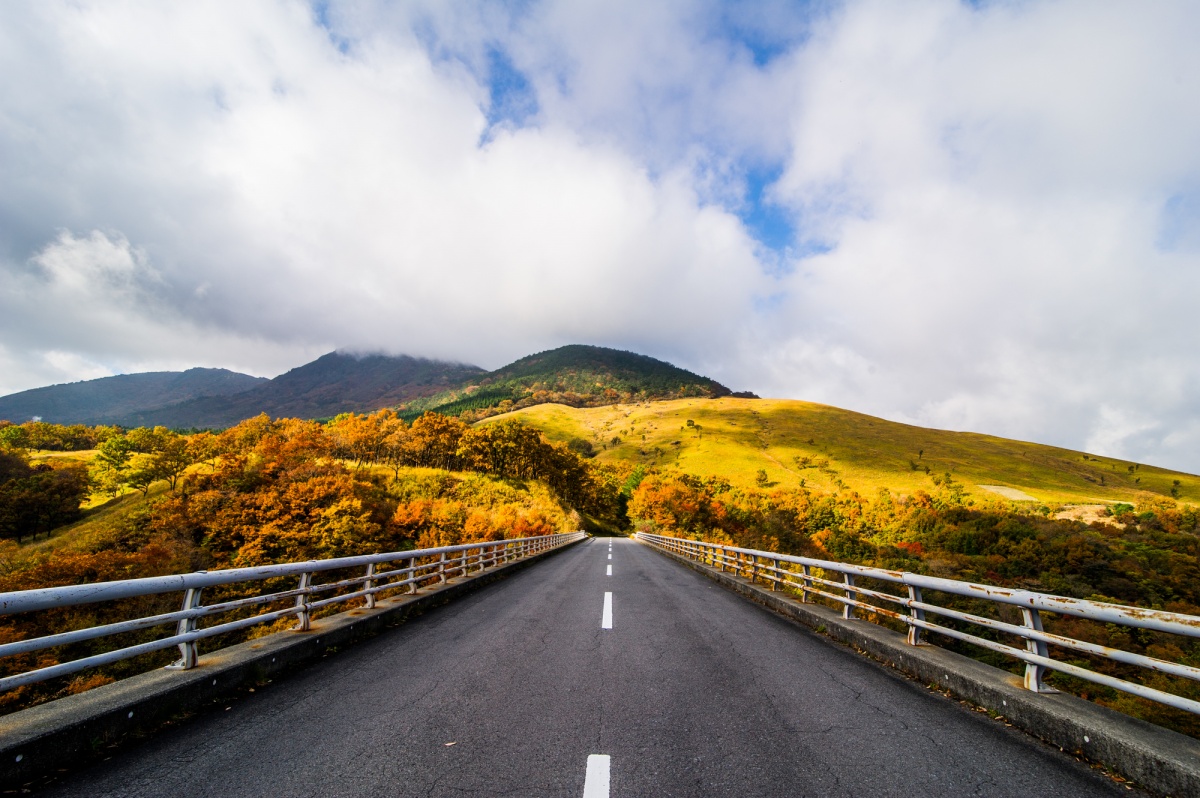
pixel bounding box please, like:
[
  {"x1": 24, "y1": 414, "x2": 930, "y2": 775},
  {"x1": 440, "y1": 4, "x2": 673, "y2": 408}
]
[{"x1": 0, "y1": 345, "x2": 729, "y2": 429}]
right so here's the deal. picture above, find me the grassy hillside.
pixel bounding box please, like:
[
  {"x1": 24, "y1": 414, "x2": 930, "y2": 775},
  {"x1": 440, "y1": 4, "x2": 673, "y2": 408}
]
[{"x1": 488, "y1": 397, "x2": 1199, "y2": 506}]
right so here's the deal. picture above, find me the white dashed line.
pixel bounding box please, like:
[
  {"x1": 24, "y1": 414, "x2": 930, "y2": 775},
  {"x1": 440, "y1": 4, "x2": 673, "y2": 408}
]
[
  {"x1": 607, "y1": 553, "x2": 611, "y2": 560},
  {"x1": 583, "y1": 754, "x2": 611, "y2": 798},
  {"x1": 602, "y1": 592, "x2": 613, "y2": 629},
  {"x1": 606, "y1": 564, "x2": 612, "y2": 576}
]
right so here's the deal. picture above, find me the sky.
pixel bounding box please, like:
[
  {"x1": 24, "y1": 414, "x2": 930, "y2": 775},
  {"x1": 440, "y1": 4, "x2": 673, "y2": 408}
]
[{"x1": 1, "y1": 0, "x2": 1199, "y2": 473}]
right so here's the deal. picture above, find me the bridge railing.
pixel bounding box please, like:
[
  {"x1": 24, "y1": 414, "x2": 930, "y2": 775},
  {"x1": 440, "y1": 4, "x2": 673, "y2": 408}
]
[
  {"x1": 0, "y1": 532, "x2": 586, "y2": 693},
  {"x1": 636, "y1": 531, "x2": 1200, "y2": 715}
]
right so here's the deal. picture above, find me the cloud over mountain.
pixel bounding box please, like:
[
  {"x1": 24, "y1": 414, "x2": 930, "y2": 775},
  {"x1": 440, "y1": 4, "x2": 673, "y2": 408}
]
[{"x1": 1, "y1": 1, "x2": 1197, "y2": 472}]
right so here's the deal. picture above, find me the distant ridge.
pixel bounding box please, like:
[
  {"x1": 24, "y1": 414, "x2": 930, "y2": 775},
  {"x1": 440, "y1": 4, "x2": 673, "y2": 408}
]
[
  {"x1": 0, "y1": 369, "x2": 266, "y2": 425},
  {"x1": 116, "y1": 352, "x2": 485, "y2": 428},
  {"x1": 0, "y1": 345, "x2": 735, "y2": 429}
]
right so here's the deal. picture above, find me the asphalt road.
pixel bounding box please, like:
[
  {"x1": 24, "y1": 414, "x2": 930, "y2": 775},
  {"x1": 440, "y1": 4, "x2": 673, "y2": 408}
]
[{"x1": 43, "y1": 537, "x2": 1133, "y2": 797}]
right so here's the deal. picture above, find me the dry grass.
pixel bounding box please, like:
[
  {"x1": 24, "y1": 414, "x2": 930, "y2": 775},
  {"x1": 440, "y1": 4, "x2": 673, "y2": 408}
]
[{"x1": 489, "y1": 398, "x2": 1199, "y2": 506}]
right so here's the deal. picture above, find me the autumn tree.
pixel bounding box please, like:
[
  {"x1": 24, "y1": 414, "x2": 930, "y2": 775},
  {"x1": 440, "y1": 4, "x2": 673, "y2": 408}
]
[
  {"x1": 0, "y1": 452, "x2": 89, "y2": 542},
  {"x1": 91, "y1": 435, "x2": 134, "y2": 497},
  {"x1": 404, "y1": 413, "x2": 468, "y2": 470},
  {"x1": 151, "y1": 433, "x2": 192, "y2": 490},
  {"x1": 381, "y1": 417, "x2": 411, "y2": 478},
  {"x1": 186, "y1": 431, "x2": 221, "y2": 472},
  {"x1": 327, "y1": 410, "x2": 406, "y2": 470}
]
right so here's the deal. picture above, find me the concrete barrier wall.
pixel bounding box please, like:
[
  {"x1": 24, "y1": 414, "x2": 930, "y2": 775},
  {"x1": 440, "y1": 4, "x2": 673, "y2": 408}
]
[
  {"x1": 643, "y1": 540, "x2": 1200, "y2": 798},
  {"x1": 0, "y1": 536, "x2": 585, "y2": 790}
]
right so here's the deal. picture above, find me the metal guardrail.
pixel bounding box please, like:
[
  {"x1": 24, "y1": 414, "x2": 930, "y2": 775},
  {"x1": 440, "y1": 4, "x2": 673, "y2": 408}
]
[
  {"x1": 0, "y1": 532, "x2": 586, "y2": 692},
  {"x1": 636, "y1": 532, "x2": 1200, "y2": 715}
]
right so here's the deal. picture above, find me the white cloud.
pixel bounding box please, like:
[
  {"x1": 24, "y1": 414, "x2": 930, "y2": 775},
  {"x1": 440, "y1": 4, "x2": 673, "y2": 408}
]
[
  {"x1": 728, "y1": 0, "x2": 1200, "y2": 472},
  {"x1": 0, "y1": 0, "x2": 768, "y2": 376},
  {"x1": 1, "y1": 0, "x2": 1198, "y2": 474}
]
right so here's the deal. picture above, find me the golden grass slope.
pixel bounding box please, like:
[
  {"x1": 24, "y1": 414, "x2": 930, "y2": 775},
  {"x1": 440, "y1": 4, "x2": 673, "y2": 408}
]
[{"x1": 488, "y1": 398, "x2": 1199, "y2": 506}]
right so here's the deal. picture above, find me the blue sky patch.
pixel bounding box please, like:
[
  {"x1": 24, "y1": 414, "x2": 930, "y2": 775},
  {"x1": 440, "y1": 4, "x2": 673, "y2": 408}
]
[
  {"x1": 311, "y1": 1, "x2": 351, "y2": 54},
  {"x1": 741, "y1": 165, "x2": 797, "y2": 252},
  {"x1": 717, "y1": 1, "x2": 827, "y2": 67},
  {"x1": 1157, "y1": 190, "x2": 1200, "y2": 252},
  {"x1": 485, "y1": 46, "x2": 538, "y2": 130}
]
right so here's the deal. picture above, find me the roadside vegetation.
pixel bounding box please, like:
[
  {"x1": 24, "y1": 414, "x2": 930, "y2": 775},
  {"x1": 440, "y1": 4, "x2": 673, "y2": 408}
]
[
  {"x1": 0, "y1": 412, "x2": 625, "y2": 714},
  {"x1": 499, "y1": 399, "x2": 1200, "y2": 736},
  {"x1": 2, "y1": 401, "x2": 1199, "y2": 737},
  {"x1": 622, "y1": 470, "x2": 1200, "y2": 737}
]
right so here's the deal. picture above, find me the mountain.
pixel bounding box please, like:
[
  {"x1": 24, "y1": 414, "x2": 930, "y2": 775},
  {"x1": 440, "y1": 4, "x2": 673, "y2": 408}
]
[
  {"x1": 485, "y1": 345, "x2": 729, "y2": 397},
  {"x1": 0, "y1": 345, "x2": 733, "y2": 430},
  {"x1": 490, "y1": 397, "x2": 1200, "y2": 506},
  {"x1": 116, "y1": 352, "x2": 485, "y2": 428},
  {"x1": 0, "y1": 369, "x2": 267, "y2": 425},
  {"x1": 405, "y1": 345, "x2": 731, "y2": 419}
]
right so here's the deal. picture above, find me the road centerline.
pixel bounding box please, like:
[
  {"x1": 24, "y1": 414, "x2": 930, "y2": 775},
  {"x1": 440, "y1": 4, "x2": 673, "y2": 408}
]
[
  {"x1": 602, "y1": 592, "x2": 613, "y2": 629},
  {"x1": 583, "y1": 754, "x2": 611, "y2": 798}
]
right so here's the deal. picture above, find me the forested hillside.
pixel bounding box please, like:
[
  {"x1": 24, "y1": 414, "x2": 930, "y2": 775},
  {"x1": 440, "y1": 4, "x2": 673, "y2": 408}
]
[
  {"x1": 0, "y1": 412, "x2": 620, "y2": 714},
  {"x1": 402, "y1": 344, "x2": 732, "y2": 421}
]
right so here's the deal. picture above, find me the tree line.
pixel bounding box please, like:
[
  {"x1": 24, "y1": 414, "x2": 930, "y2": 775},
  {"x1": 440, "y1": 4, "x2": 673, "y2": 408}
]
[
  {"x1": 0, "y1": 412, "x2": 627, "y2": 545},
  {"x1": 627, "y1": 470, "x2": 1200, "y2": 736},
  {"x1": 0, "y1": 410, "x2": 625, "y2": 713}
]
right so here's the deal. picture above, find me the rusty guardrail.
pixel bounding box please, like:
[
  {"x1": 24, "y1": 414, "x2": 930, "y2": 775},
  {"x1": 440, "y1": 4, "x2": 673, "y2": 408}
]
[
  {"x1": 636, "y1": 532, "x2": 1200, "y2": 714},
  {"x1": 0, "y1": 532, "x2": 586, "y2": 692}
]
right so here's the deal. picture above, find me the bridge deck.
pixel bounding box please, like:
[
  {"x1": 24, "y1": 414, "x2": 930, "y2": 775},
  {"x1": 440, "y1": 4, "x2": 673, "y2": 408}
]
[{"x1": 43, "y1": 537, "x2": 1133, "y2": 797}]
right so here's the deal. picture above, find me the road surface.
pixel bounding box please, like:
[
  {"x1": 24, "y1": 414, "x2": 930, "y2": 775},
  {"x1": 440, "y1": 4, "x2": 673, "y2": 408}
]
[{"x1": 42, "y1": 537, "x2": 1132, "y2": 797}]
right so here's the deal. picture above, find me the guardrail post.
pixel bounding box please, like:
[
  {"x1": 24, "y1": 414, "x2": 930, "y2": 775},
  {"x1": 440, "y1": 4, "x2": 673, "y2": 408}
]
[
  {"x1": 364, "y1": 563, "x2": 377, "y2": 609},
  {"x1": 461, "y1": 548, "x2": 469, "y2": 579},
  {"x1": 801, "y1": 565, "x2": 813, "y2": 602},
  {"x1": 295, "y1": 572, "x2": 313, "y2": 631},
  {"x1": 439, "y1": 552, "x2": 448, "y2": 584},
  {"x1": 771, "y1": 559, "x2": 779, "y2": 591},
  {"x1": 408, "y1": 556, "x2": 417, "y2": 593},
  {"x1": 843, "y1": 573, "x2": 857, "y2": 619},
  {"x1": 166, "y1": 587, "x2": 204, "y2": 670},
  {"x1": 906, "y1": 585, "x2": 924, "y2": 645},
  {"x1": 1021, "y1": 607, "x2": 1054, "y2": 692}
]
